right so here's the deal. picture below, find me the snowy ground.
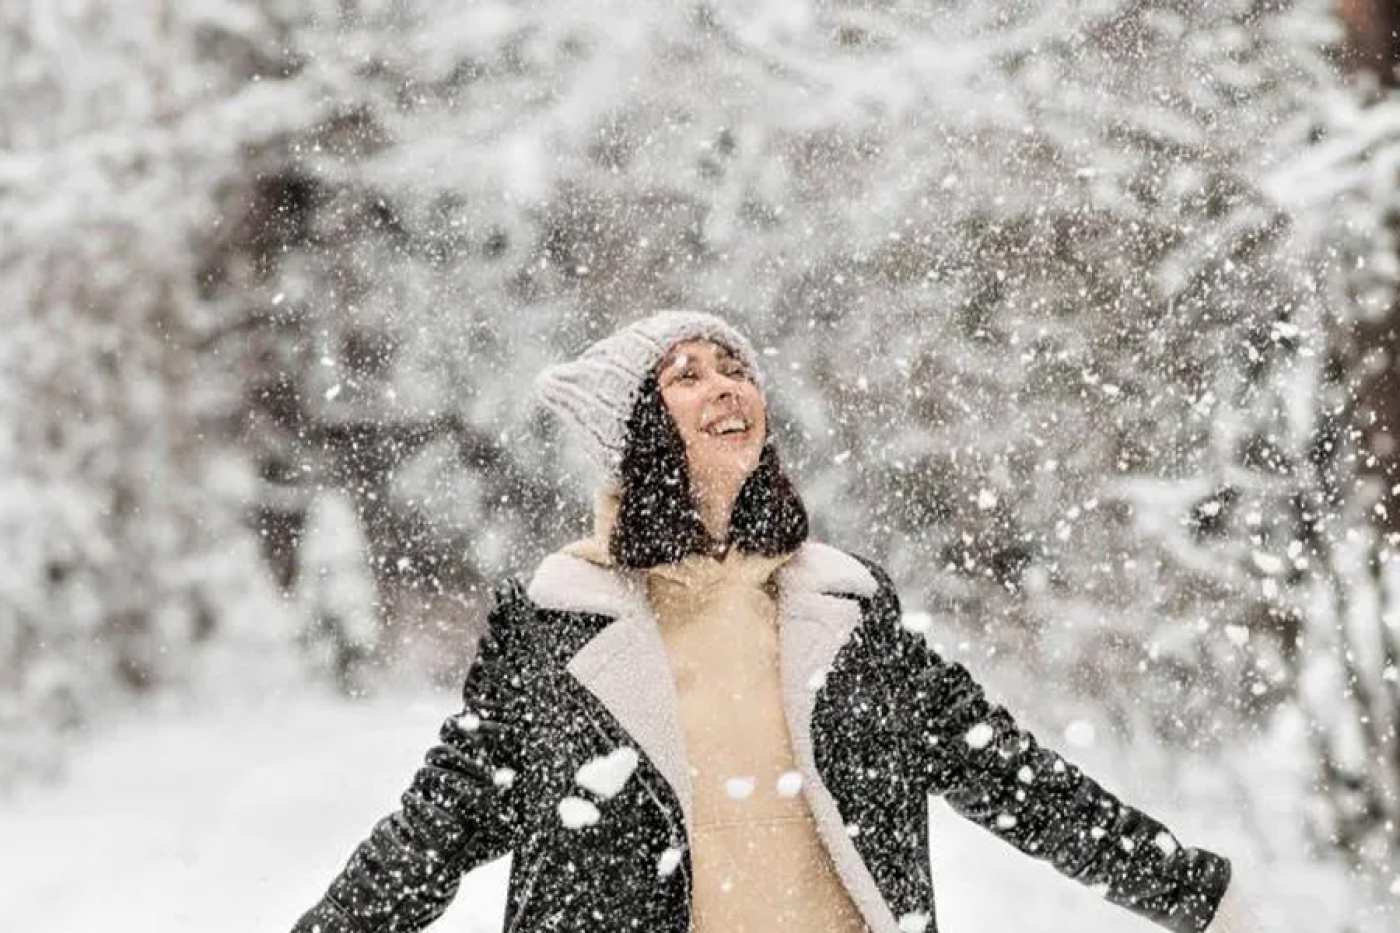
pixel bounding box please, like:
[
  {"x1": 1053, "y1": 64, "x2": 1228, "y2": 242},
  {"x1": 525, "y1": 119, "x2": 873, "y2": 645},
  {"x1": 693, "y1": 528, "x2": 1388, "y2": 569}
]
[{"x1": 0, "y1": 681, "x2": 1375, "y2": 933}]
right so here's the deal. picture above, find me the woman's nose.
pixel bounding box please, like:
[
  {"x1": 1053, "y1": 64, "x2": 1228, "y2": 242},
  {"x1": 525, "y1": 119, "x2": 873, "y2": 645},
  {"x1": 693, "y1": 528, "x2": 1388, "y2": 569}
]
[{"x1": 708, "y1": 377, "x2": 736, "y2": 401}]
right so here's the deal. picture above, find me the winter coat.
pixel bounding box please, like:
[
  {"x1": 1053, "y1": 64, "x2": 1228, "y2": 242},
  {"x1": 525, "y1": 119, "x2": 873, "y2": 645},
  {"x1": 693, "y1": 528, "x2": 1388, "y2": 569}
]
[
  {"x1": 555, "y1": 497, "x2": 867, "y2": 932},
  {"x1": 292, "y1": 534, "x2": 1251, "y2": 933}
]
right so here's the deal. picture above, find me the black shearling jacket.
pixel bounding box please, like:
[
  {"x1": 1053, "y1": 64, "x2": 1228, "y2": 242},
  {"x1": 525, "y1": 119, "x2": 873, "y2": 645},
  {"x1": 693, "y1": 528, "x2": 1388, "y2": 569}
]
[{"x1": 292, "y1": 540, "x2": 1240, "y2": 933}]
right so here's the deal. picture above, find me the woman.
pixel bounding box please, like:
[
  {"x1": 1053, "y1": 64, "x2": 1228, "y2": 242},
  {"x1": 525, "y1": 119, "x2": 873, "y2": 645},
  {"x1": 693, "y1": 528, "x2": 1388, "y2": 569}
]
[{"x1": 292, "y1": 310, "x2": 1262, "y2": 933}]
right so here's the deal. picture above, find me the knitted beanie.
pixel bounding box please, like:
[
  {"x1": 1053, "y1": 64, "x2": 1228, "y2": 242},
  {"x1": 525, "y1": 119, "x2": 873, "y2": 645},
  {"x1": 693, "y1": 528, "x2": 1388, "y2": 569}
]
[{"x1": 534, "y1": 310, "x2": 766, "y2": 483}]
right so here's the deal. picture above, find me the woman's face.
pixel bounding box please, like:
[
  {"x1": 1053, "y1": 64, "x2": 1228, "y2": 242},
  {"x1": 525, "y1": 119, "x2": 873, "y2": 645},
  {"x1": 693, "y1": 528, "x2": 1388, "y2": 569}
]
[{"x1": 656, "y1": 338, "x2": 767, "y2": 492}]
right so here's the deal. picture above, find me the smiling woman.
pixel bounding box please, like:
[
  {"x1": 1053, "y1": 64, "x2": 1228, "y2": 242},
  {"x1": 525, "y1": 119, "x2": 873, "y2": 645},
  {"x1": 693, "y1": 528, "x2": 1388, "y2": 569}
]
[
  {"x1": 291, "y1": 310, "x2": 1264, "y2": 933},
  {"x1": 603, "y1": 334, "x2": 807, "y2": 569},
  {"x1": 656, "y1": 339, "x2": 768, "y2": 535}
]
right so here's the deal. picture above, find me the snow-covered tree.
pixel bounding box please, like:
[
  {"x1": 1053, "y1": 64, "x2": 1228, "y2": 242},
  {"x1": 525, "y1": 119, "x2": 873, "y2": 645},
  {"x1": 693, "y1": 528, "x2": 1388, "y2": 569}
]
[
  {"x1": 9, "y1": 2, "x2": 1400, "y2": 903},
  {"x1": 0, "y1": 1, "x2": 312, "y2": 785},
  {"x1": 198, "y1": 0, "x2": 1369, "y2": 722}
]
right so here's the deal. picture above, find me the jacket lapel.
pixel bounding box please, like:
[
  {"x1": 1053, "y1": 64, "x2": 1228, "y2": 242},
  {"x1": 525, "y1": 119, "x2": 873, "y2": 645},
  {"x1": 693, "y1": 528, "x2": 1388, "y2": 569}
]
[
  {"x1": 528, "y1": 550, "x2": 695, "y2": 830},
  {"x1": 774, "y1": 545, "x2": 902, "y2": 933}
]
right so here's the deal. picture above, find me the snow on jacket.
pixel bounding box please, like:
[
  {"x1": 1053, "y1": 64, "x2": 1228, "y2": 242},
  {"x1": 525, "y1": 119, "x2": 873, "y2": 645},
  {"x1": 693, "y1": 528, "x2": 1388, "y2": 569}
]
[
  {"x1": 292, "y1": 515, "x2": 1257, "y2": 933},
  {"x1": 555, "y1": 490, "x2": 867, "y2": 932}
]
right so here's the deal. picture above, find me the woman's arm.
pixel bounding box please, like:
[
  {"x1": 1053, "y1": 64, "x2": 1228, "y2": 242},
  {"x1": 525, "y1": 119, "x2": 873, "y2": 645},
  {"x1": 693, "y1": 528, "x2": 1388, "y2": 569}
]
[
  {"x1": 896, "y1": 644, "x2": 1252, "y2": 933},
  {"x1": 846, "y1": 555, "x2": 1262, "y2": 931},
  {"x1": 292, "y1": 582, "x2": 539, "y2": 933}
]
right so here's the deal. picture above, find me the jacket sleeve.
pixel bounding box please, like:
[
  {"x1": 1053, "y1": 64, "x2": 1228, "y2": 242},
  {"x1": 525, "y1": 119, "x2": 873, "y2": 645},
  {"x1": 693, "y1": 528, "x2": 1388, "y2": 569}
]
[
  {"x1": 889, "y1": 627, "x2": 1235, "y2": 933},
  {"x1": 292, "y1": 581, "x2": 539, "y2": 933}
]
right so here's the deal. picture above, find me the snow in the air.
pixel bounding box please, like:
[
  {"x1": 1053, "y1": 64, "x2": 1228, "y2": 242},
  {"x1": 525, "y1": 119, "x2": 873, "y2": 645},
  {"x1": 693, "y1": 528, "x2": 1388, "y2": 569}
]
[
  {"x1": 657, "y1": 846, "x2": 684, "y2": 878},
  {"x1": 574, "y1": 747, "x2": 639, "y2": 799},
  {"x1": 4, "y1": 1, "x2": 1399, "y2": 930},
  {"x1": 964, "y1": 723, "x2": 995, "y2": 750},
  {"x1": 725, "y1": 775, "x2": 757, "y2": 800},
  {"x1": 898, "y1": 910, "x2": 932, "y2": 933},
  {"x1": 557, "y1": 796, "x2": 601, "y2": 829},
  {"x1": 776, "y1": 769, "x2": 804, "y2": 797}
]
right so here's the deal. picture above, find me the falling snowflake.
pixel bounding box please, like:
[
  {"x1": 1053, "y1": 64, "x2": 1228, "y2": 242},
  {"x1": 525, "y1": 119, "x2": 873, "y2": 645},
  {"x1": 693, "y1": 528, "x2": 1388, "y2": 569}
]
[
  {"x1": 1064, "y1": 720, "x2": 1095, "y2": 747},
  {"x1": 776, "y1": 770, "x2": 804, "y2": 797},
  {"x1": 725, "y1": 776, "x2": 756, "y2": 800},
  {"x1": 901, "y1": 612, "x2": 933, "y2": 634},
  {"x1": 897, "y1": 911, "x2": 930, "y2": 932},
  {"x1": 657, "y1": 846, "x2": 683, "y2": 877},
  {"x1": 558, "y1": 796, "x2": 600, "y2": 829},
  {"x1": 964, "y1": 722, "x2": 995, "y2": 749},
  {"x1": 576, "y1": 747, "x2": 639, "y2": 799}
]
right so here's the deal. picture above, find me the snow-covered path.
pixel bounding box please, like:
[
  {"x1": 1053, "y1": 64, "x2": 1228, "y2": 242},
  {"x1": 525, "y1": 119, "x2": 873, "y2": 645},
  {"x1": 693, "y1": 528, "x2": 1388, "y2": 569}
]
[{"x1": 0, "y1": 686, "x2": 1348, "y2": 932}]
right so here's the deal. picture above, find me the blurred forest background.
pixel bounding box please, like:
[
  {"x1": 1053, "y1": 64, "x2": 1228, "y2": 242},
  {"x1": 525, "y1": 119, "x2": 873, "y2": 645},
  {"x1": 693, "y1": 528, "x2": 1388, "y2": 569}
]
[{"x1": 6, "y1": 0, "x2": 1400, "y2": 925}]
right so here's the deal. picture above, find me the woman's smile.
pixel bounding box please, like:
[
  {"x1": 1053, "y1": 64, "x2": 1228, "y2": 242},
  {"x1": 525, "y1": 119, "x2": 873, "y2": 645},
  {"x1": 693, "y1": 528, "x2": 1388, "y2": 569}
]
[{"x1": 659, "y1": 338, "x2": 768, "y2": 488}]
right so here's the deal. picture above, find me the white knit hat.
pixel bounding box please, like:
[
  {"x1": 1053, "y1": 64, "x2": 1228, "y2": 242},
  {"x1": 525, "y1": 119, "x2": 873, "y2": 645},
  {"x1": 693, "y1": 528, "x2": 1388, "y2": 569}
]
[{"x1": 534, "y1": 310, "x2": 766, "y2": 482}]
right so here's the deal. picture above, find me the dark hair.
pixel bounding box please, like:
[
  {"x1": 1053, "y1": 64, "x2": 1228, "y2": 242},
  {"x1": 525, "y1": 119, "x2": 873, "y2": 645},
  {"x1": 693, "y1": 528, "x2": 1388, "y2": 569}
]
[{"x1": 609, "y1": 370, "x2": 809, "y2": 569}]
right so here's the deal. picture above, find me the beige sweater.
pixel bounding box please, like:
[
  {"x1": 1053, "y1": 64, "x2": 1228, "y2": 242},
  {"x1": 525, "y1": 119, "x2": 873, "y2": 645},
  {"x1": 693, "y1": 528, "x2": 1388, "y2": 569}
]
[{"x1": 562, "y1": 491, "x2": 869, "y2": 933}]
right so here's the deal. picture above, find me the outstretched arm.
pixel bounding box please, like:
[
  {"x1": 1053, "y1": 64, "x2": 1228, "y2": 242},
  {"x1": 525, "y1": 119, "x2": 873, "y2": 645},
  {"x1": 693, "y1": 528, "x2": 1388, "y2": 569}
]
[
  {"x1": 898, "y1": 644, "x2": 1258, "y2": 933},
  {"x1": 292, "y1": 582, "x2": 539, "y2": 933}
]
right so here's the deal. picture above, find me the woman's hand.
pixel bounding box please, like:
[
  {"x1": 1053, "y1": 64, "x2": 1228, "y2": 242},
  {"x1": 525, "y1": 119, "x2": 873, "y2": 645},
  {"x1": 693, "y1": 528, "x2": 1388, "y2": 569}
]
[{"x1": 1201, "y1": 863, "x2": 1272, "y2": 933}]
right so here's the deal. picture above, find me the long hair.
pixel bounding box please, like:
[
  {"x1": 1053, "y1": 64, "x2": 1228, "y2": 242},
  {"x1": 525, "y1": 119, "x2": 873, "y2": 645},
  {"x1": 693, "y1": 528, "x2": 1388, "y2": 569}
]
[{"x1": 609, "y1": 370, "x2": 809, "y2": 568}]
